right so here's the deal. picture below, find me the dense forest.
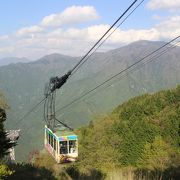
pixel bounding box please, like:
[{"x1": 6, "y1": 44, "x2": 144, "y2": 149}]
[
  {"x1": 0, "y1": 86, "x2": 179, "y2": 179},
  {"x1": 67, "y1": 85, "x2": 180, "y2": 179}
]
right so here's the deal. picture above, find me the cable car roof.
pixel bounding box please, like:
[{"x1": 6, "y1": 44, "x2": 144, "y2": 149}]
[{"x1": 45, "y1": 125, "x2": 77, "y2": 140}]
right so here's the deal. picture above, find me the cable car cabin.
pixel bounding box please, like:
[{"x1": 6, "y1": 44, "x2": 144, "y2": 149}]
[{"x1": 44, "y1": 125, "x2": 78, "y2": 163}]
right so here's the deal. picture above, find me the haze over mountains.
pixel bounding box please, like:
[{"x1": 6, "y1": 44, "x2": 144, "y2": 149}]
[
  {"x1": 0, "y1": 40, "x2": 180, "y2": 160},
  {"x1": 0, "y1": 57, "x2": 30, "y2": 66}
]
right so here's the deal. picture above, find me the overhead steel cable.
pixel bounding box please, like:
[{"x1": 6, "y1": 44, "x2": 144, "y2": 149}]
[
  {"x1": 99, "y1": 40, "x2": 180, "y2": 95},
  {"x1": 54, "y1": 0, "x2": 144, "y2": 108},
  {"x1": 12, "y1": 0, "x2": 140, "y2": 127},
  {"x1": 70, "y1": 0, "x2": 138, "y2": 73},
  {"x1": 124, "y1": 41, "x2": 180, "y2": 78},
  {"x1": 47, "y1": 0, "x2": 140, "y2": 93},
  {"x1": 21, "y1": 39, "x2": 180, "y2": 134},
  {"x1": 54, "y1": 36, "x2": 180, "y2": 115},
  {"x1": 71, "y1": 0, "x2": 145, "y2": 75},
  {"x1": 18, "y1": 39, "x2": 180, "y2": 131},
  {"x1": 14, "y1": 97, "x2": 46, "y2": 128}
]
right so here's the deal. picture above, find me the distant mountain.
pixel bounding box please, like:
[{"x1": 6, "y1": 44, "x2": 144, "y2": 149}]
[
  {"x1": 0, "y1": 57, "x2": 30, "y2": 66},
  {"x1": 0, "y1": 40, "x2": 180, "y2": 161}
]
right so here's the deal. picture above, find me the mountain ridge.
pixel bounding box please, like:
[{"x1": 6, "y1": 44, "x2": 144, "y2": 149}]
[
  {"x1": 0, "y1": 40, "x2": 168, "y2": 67},
  {"x1": 0, "y1": 40, "x2": 179, "y2": 161},
  {"x1": 0, "y1": 57, "x2": 30, "y2": 67}
]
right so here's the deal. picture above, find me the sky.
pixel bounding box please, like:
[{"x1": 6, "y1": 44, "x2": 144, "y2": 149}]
[{"x1": 0, "y1": 0, "x2": 180, "y2": 60}]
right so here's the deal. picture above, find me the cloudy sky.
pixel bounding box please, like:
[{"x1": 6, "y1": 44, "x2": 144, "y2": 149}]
[{"x1": 0, "y1": 0, "x2": 180, "y2": 60}]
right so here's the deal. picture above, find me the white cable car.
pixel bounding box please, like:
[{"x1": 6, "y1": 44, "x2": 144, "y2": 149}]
[
  {"x1": 44, "y1": 72, "x2": 78, "y2": 163},
  {"x1": 44, "y1": 125, "x2": 78, "y2": 163}
]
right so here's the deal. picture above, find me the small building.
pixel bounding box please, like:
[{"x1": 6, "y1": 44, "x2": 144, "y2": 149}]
[{"x1": 6, "y1": 129, "x2": 20, "y2": 162}]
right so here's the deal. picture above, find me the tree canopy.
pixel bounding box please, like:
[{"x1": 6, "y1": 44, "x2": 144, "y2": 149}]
[
  {"x1": 0, "y1": 93, "x2": 14, "y2": 159},
  {"x1": 67, "y1": 86, "x2": 180, "y2": 179}
]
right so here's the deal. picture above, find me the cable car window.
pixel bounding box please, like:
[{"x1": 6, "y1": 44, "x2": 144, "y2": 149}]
[
  {"x1": 46, "y1": 131, "x2": 48, "y2": 144},
  {"x1": 69, "y1": 140, "x2": 77, "y2": 153},
  {"x1": 48, "y1": 133, "x2": 51, "y2": 144},
  {"x1": 50, "y1": 135, "x2": 53, "y2": 147},
  {"x1": 54, "y1": 138, "x2": 56, "y2": 151},
  {"x1": 59, "y1": 141, "x2": 68, "y2": 154}
]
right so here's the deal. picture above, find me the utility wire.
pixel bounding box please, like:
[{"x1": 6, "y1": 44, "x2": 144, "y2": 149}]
[
  {"x1": 14, "y1": 97, "x2": 45, "y2": 128},
  {"x1": 55, "y1": 0, "x2": 144, "y2": 109},
  {"x1": 55, "y1": 36, "x2": 180, "y2": 115},
  {"x1": 55, "y1": 0, "x2": 144, "y2": 107},
  {"x1": 17, "y1": 41, "x2": 180, "y2": 139},
  {"x1": 12, "y1": 0, "x2": 140, "y2": 128},
  {"x1": 21, "y1": 39, "x2": 180, "y2": 135},
  {"x1": 72, "y1": 0, "x2": 145, "y2": 75},
  {"x1": 70, "y1": 0, "x2": 138, "y2": 73},
  {"x1": 95, "y1": 40, "x2": 180, "y2": 96},
  {"x1": 124, "y1": 41, "x2": 180, "y2": 77}
]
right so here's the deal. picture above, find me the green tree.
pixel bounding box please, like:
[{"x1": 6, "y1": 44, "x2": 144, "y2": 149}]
[
  {"x1": 137, "y1": 136, "x2": 173, "y2": 179},
  {"x1": 0, "y1": 164, "x2": 13, "y2": 179},
  {"x1": 0, "y1": 93, "x2": 14, "y2": 178},
  {"x1": 0, "y1": 108, "x2": 14, "y2": 159},
  {"x1": 0, "y1": 93, "x2": 14, "y2": 159}
]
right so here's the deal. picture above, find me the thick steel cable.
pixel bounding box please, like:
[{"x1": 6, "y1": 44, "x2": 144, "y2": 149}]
[
  {"x1": 70, "y1": 0, "x2": 138, "y2": 73},
  {"x1": 12, "y1": 1, "x2": 140, "y2": 128},
  {"x1": 71, "y1": 0, "x2": 145, "y2": 76},
  {"x1": 83, "y1": 41, "x2": 180, "y2": 99},
  {"x1": 14, "y1": 97, "x2": 46, "y2": 128},
  {"x1": 55, "y1": 36, "x2": 180, "y2": 115}
]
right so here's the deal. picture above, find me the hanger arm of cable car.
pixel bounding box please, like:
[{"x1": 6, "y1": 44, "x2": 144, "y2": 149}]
[
  {"x1": 55, "y1": 118, "x2": 73, "y2": 131},
  {"x1": 50, "y1": 71, "x2": 71, "y2": 93}
]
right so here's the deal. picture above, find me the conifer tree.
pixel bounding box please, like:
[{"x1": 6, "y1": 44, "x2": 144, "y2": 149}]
[{"x1": 0, "y1": 108, "x2": 14, "y2": 159}]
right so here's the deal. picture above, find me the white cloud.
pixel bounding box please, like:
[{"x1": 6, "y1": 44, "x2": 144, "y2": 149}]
[
  {"x1": 109, "y1": 28, "x2": 160, "y2": 44},
  {"x1": 0, "y1": 9, "x2": 180, "y2": 60},
  {"x1": 0, "y1": 26, "x2": 160, "y2": 58},
  {"x1": 0, "y1": 46, "x2": 15, "y2": 56},
  {"x1": 147, "y1": 0, "x2": 180, "y2": 10},
  {"x1": 155, "y1": 16, "x2": 180, "y2": 39},
  {"x1": 0, "y1": 35, "x2": 9, "y2": 41},
  {"x1": 156, "y1": 16, "x2": 180, "y2": 29},
  {"x1": 41, "y1": 6, "x2": 99, "y2": 27},
  {"x1": 152, "y1": 14, "x2": 163, "y2": 20},
  {"x1": 16, "y1": 26, "x2": 43, "y2": 37}
]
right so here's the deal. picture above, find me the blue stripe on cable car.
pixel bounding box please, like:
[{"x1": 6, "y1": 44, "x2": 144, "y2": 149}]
[
  {"x1": 67, "y1": 135, "x2": 77, "y2": 140},
  {"x1": 58, "y1": 135, "x2": 77, "y2": 141}
]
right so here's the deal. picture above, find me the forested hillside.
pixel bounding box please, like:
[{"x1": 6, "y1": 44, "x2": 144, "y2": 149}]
[
  {"x1": 5, "y1": 86, "x2": 180, "y2": 179},
  {"x1": 66, "y1": 86, "x2": 180, "y2": 179}
]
